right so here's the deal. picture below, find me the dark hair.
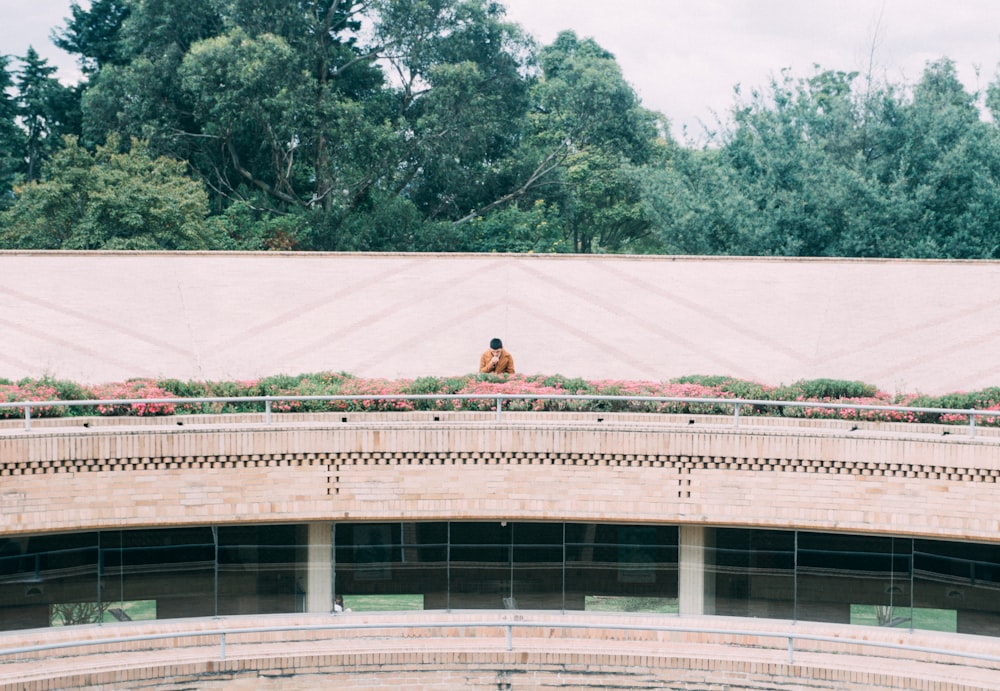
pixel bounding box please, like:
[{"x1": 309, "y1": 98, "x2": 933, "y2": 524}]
[{"x1": 489, "y1": 338, "x2": 503, "y2": 349}]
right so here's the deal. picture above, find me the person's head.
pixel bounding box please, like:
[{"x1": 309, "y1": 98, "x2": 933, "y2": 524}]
[{"x1": 489, "y1": 338, "x2": 503, "y2": 352}]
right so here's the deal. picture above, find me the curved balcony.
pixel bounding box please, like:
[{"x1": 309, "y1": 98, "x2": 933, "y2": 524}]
[{"x1": 2, "y1": 396, "x2": 1000, "y2": 688}]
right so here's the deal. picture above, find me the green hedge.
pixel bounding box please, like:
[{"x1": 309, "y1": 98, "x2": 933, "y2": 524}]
[{"x1": 1, "y1": 373, "x2": 998, "y2": 426}]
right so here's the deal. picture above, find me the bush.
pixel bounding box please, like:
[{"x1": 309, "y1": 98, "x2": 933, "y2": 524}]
[
  {"x1": 88, "y1": 380, "x2": 177, "y2": 416},
  {"x1": 0, "y1": 380, "x2": 62, "y2": 418},
  {"x1": 3, "y1": 372, "x2": 1000, "y2": 425},
  {"x1": 774, "y1": 379, "x2": 878, "y2": 401}
]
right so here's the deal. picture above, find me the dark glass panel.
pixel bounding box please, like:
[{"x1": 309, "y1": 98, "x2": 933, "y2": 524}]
[
  {"x1": 511, "y1": 523, "x2": 563, "y2": 610},
  {"x1": 0, "y1": 533, "x2": 99, "y2": 630},
  {"x1": 99, "y1": 527, "x2": 215, "y2": 621},
  {"x1": 566, "y1": 524, "x2": 678, "y2": 613},
  {"x1": 797, "y1": 532, "x2": 909, "y2": 626},
  {"x1": 218, "y1": 525, "x2": 301, "y2": 615},
  {"x1": 712, "y1": 528, "x2": 795, "y2": 620},
  {"x1": 448, "y1": 522, "x2": 512, "y2": 609},
  {"x1": 914, "y1": 539, "x2": 1000, "y2": 635},
  {"x1": 334, "y1": 522, "x2": 447, "y2": 610}
]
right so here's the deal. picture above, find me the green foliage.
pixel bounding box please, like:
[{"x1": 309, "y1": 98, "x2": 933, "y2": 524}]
[
  {"x1": 257, "y1": 373, "x2": 307, "y2": 393},
  {"x1": 0, "y1": 56, "x2": 24, "y2": 202},
  {"x1": 0, "y1": 135, "x2": 218, "y2": 249},
  {"x1": 463, "y1": 201, "x2": 569, "y2": 253},
  {"x1": 774, "y1": 379, "x2": 878, "y2": 401},
  {"x1": 3, "y1": 371, "x2": 1000, "y2": 426},
  {"x1": 0, "y1": 137, "x2": 213, "y2": 249},
  {"x1": 9, "y1": 4, "x2": 1000, "y2": 258},
  {"x1": 671, "y1": 374, "x2": 731, "y2": 387},
  {"x1": 156, "y1": 378, "x2": 210, "y2": 399},
  {"x1": 208, "y1": 200, "x2": 310, "y2": 250},
  {"x1": 535, "y1": 374, "x2": 593, "y2": 393},
  {"x1": 36, "y1": 376, "x2": 90, "y2": 403},
  {"x1": 907, "y1": 388, "x2": 1000, "y2": 424},
  {"x1": 52, "y1": 0, "x2": 132, "y2": 75},
  {"x1": 673, "y1": 375, "x2": 770, "y2": 401},
  {"x1": 15, "y1": 47, "x2": 79, "y2": 181}
]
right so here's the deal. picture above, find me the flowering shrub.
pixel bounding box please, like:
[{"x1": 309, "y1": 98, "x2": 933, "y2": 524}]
[
  {"x1": 0, "y1": 380, "x2": 62, "y2": 418},
  {"x1": 2, "y1": 372, "x2": 999, "y2": 426},
  {"x1": 333, "y1": 377, "x2": 414, "y2": 412},
  {"x1": 88, "y1": 380, "x2": 177, "y2": 416},
  {"x1": 940, "y1": 402, "x2": 1000, "y2": 427},
  {"x1": 780, "y1": 390, "x2": 924, "y2": 423}
]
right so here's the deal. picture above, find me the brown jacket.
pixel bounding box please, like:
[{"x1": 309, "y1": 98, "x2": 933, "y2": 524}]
[{"x1": 479, "y1": 348, "x2": 515, "y2": 374}]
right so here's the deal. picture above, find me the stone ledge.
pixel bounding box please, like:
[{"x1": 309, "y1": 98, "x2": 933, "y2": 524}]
[{"x1": 2, "y1": 612, "x2": 999, "y2": 691}]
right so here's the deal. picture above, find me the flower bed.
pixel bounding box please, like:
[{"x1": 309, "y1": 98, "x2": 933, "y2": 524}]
[{"x1": 0, "y1": 373, "x2": 998, "y2": 426}]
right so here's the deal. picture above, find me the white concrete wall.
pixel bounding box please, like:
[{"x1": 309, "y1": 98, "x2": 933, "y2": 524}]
[{"x1": 2, "y1": 251, "x2": 999, "y2": 394}]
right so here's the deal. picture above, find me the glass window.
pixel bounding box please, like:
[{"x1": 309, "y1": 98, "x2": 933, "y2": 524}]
[
  {"x1": 0, "y1": 533, "x2": 99, "y2": 630},
  {"x1": 712, "y1": 529, "x2": 795, "y2": 620},
  {"x1": 914, "y1": 539, "x2": 1000, "y2": 635},
  {"x1": 798, "y1": 532, "x2": 910, "y2": 625},
  {"x1": 334, "y1": 522, "x2": 446, "y2": 610},
  {"x1": 100, "y1": 527, "x2": 215, "y2": 621},
  {"x1": 218, "y1": 525, "x2": 301, "y2": 615},
  {"x1": 566, "y1": 524, "x2": 678, "y2": 613}
]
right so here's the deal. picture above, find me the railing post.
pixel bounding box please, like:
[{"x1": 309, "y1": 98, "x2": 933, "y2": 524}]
[
  {"x1": 733, "y1": 402, "x2": 741, "y2": 429},
  {"x1": 23, "y1": 404, "x2": 31, "y2": 431},
  {"x1": 969, "y1": 413, "x2": 977, "y2": 439},
  {"x1": 220, "y1": 632, "x2": 226, "y2": 660},
  {"x1": 507, "y1": 624, "x2": 512, "y2": 651},
  {"x1": 265, "y1": 399, "x2": 272, "y2": 425},
  {"x1": 788, "y1": 636, "x2": 794, "y2": 664},
  {"x1": 496, "y1": 396, "x2": 502, "y2": 423}
]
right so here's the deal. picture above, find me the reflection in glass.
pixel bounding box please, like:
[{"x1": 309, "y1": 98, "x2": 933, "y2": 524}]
[
  {"x1": 5, "y1": 521, "x2": 1000, "y2": 643},
  {"x1": 100, "y1": 528, "x2": 215, "y2": 621},
  {"x1": 914, "y1": 539, "x2": 1000, "y2": 636},
  {"x1": 798, "y1": 533, "x2": 910, "y2": 626},
  {"x1": 448, "y1": 522, "x2": 511, "y2": 609},
  {"x1": 0, "y1": 533, "x2": 99, "y2": 631},
  {"x1": 712, "y1": 529, "x2": 794, "y2": 620},
  {"x1": 512, "y1": 523, "x2": 563, "y2": 610},
  {"x1": 218, "y1": 525, "x2": 301, "y2": 615},
  {"x1": 566, "y1": 524, "x2": 678, "y2": 613},
  {"x1": 334, "y1": 522, "x2": 447, "y2": 610}
]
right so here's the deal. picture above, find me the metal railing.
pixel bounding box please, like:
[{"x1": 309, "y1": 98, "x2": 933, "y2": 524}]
[
  {"x1": 2, "y1": 617, "x2": 999, "y2": 670},
  {"x1": 1, "y1": 393, "x2": 999, "y2": 436}
]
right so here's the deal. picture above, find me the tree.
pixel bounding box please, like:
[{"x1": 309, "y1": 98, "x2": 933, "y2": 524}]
[
  {"x1": 643, "y1": 147, "x2": 756, "y2": 255},
  {"x1": 0, "y1": 56, "x2": 25, "y2": 202},
  {"x1": 0, "y1": 135, "x2": 218, "y2": 250},
  {"x1": 52, "y1": 0, "x2": 132, "y2": 75},
  {"x1": 881, "y1": 59, "x2": 1000, "y2": 258},
  {"x1": 80, "y1": 0, "x2": 225, "y2": 155},
  {"x1": 16, "y1": 47, "x2": 76, "y2": 180},
  {"x1": 497, "y1": 31, "x2": 662, "y2": 252},
  {"x1": 80, "y1": 0, "x2": 540, "y2": 251}
]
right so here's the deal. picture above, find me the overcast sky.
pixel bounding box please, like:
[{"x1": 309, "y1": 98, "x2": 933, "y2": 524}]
[{"x1": 4, "y1": 0, "x2": 1000, "y2": 142}]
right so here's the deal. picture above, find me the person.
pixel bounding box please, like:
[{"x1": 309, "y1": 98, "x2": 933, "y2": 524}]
[
  {"x1": 479, "y1": 338, "x2": 515, "y2": 374},
  {"x1": 333, "y1": 594, "x2": 351, "y2": 613}
]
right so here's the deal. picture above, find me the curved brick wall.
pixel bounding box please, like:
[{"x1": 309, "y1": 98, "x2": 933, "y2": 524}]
[
  {"x1": 1, "y1": 413, "x2": 998, "y2": 541},
  {"x1": 2, "y1": 612, "x2": 1000, "y2": 691},
  {"x1": 3, "y1": 412, "x2": 1000, "y2": 690}
]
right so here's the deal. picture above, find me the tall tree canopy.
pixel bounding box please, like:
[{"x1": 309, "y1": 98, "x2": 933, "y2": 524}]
[
  {"x1": 3, "y1": 2, "x2": 1000, "y2": 257},
  {"x1": 1, "y1": 135, "x2": 216, "y2": 250},
  {"x1": 647, "y1": 59, "x2": 1000, "y2": 259}
]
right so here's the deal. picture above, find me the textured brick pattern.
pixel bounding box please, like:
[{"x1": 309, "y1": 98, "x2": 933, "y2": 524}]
[
  {"x1": 2, "y1": 612, "x2": 1000, "y2": 691},
  {"x1": 2, "y1": 415, "x2": 999, "y2": 540},
  {"x1": 3, "y1": 414, "x2": 1000, "y2": 689}
]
